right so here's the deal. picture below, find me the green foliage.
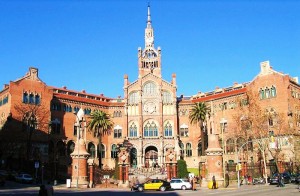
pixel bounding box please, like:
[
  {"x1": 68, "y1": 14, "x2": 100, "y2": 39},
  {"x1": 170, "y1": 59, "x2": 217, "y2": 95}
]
[
  {"x1": 177, "y1": 159, "x2": 189, "y2": 178},
  {"x1": 113, "y1": 158, "x2": 119, "y2": 180},
  {"x1": 187, "y1": 168, "x2": 199, "y2": 176}
]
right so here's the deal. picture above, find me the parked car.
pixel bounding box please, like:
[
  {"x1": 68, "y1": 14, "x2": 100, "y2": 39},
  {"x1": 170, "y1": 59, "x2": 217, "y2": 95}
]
[
  {"x1": 15, "y1": 174, "x2": 33, "y2": 184},
  {"x1": 0, "y1": 170, "x2": 8, "y2": 179},
  {"x1": 269, "y1": 173, "x2": 291, "y2": 185},
  {"x1": 295, "y1": 174, "x2": 300, "y2": 184},
  {"x1": 170, "y1": 178, "x2": 192, "y2": 190},
  {"x1": 132, "y1": 179, "x2": 171, "y2": 192},
  {"x1": 290, "y1": 173, "x2": 299, "y2": 183},
  {"x1": 0, "y1": 174, "x2": 5, "y2": 186}
]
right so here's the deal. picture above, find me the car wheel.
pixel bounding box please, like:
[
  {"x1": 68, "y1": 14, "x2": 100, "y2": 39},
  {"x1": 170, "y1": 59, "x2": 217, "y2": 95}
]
[
  {"x1": 181, "y1": 185, "x2": 186, "y2": 190},
  {"x1": 160, "y1": 186, "x2": 166, "y2": 191},
  {"x1": 138, "y1": 186, "x2": 144, "y2": 192}
]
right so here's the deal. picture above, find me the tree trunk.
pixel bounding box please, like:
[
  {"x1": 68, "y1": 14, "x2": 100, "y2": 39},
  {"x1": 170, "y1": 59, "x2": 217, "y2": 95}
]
[
  {"x1": 98, "y1": 130, "x2": 102, "y2": 169},
  {"x1": 200, "y1": 121, "x2": 205, "y2": 155}
]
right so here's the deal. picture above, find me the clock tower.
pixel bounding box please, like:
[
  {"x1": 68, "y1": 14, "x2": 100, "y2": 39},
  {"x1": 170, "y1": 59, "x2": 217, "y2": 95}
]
[
  {"x1": 124, "y1": 5, "x2": 178, "y2": 169},
  {"x1": 138, "y1": 5, "x2": 162, "y2": 78}
]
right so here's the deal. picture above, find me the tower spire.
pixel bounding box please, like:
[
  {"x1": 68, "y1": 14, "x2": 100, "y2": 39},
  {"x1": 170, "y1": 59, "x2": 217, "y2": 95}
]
[{"x1": 147, "y1": 4, "x2": 151, "y2": 28}]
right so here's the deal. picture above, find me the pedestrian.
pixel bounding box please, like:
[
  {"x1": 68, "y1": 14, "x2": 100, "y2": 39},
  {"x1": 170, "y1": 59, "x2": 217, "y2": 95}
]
[
  {"x1": 193, "y1": 177, "x2": 197, "y2": 191},
  {"x1": 225, "y1": 172, "x2": 229, "y2": 188},
  {"x1": 38, "y1": 185, "x2": 47, "y2": 196},
  {"x1": 199, "y1": 175, "x2": 202, "y2": 187},
  {"x1": 212, "y1": 175, "x2": 217, "y2": 189},
  {"x1": 45, "y1": 181, "x2": 54, "y2": 196},
  {"x1": 277, "y1": 174, "x2": 281, "y2": 187}
]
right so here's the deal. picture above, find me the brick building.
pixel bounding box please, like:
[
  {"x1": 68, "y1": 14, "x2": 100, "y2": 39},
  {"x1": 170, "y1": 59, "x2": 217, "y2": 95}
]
[{"x1": 0, "y1": 6, "x2": 299, "y2": 180}]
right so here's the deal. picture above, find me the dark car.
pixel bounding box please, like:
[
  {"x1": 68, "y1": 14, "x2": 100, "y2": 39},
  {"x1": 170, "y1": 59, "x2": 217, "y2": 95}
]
[
  {"x1": 132, "y1": 179, "x2": 171, "y2": 192},
  {"x1": 269, "y1": 173, "x2": 291, "y2": 185},
  {"x1": 0, "y1": 174, "x2": 5, "y2": 186}
]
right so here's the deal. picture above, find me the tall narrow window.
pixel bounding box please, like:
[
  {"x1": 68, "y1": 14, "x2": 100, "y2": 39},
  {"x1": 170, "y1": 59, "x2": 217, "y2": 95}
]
[
  {"x1": 271, "y1": 86, "x2": 277, "y2": 97},
  {"x1": 129, "y1": 123, "x2": 137, "y2": 137},
  {"x1": 111, "y1": 144, "x2": 118, "y2": 158},
  {"x1": 114, "y1": 128, "x2": 122, "y2": 138},
  {"x1": 226, "y1": 139, "x2": 235, "y2": 154},
  {"x1": 29, "y1": 93, "x2": 34, "y2": 104},
  {"x1": 23, "y1": 92, "x2": 29, "y2": 103},
  {"x1": 88, "y1": 143, "x2": 96, "y2": 158},
  {"x1": 197, "y1": 142, "x2": 202, "y2": 156},
  {"x1": 164, "y1": 121, "x2": 172, "y2": 137},
  {"x1": 186, "y1": 143, "x2": 192, "y2": 157},
  {"x1": 100, "y1": 144, "x2": 105, "y2": 158},
  {"x1": 35, "y1": 94, "x2": 40, "y2": 105},
  {"x1": 265, "y1": 88, "x2": 270, "y2": 98},
  {"x1": 259, "y1": 89, "x2": 265, "y2": 99},
  {"x1": 179, "y1": 142, "x2": 185, "y2": 158}
]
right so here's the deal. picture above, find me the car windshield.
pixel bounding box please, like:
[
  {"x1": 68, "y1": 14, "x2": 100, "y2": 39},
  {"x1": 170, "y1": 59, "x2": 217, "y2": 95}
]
[{"x1": 24, "y1": 174, "x2": 31, "y2": 178}]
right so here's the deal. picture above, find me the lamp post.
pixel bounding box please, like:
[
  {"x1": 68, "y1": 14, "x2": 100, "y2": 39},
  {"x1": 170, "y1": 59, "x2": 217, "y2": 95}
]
[
  {"x1": 73, "y1": 109, "x2": 85, "y2": 188},
  {"x1": 27, "y1": 113, "x2": 37, "y2": 161},
  {"x1": 220, "y1": 118, "x2": 227, "y2": 187}
]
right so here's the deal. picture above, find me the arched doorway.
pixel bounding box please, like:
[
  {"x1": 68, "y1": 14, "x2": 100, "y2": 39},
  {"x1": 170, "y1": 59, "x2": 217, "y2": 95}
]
[
  {"x1": 145, "y1": 146, "x2": 158, "y2": 168},
  {"x1": 130, "y1": 148, "x2": 137, "y2": 168}
]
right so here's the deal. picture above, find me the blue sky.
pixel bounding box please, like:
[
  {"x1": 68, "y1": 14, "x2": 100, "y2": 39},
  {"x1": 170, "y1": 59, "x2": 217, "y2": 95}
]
[{"x1": 0, "y1": 0, "x2": 299, "y2": 98}]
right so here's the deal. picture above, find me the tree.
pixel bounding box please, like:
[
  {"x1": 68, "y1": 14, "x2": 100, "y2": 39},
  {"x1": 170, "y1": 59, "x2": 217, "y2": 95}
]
[
  {"x1": 87, "y1": 110, "x2": 113, "y2": 169},
  {"x1": 13, "y1": 100, "x2": 50, "y2": 161},
  {"x1": 177, "y1": 159, "x2": 189, "y2": 178},
  {"x1": 189, "y1": 102, "x2": 210, "y2": 155}
]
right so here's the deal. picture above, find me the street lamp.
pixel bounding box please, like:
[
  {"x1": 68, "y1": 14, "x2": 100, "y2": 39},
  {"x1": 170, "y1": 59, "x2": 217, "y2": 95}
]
[
  {"x1": 73, "y1": 108, "x2": 85, "y2": 188},
  {"x1": 220, "y1": 118, "x2": 227, "y2": 187}
]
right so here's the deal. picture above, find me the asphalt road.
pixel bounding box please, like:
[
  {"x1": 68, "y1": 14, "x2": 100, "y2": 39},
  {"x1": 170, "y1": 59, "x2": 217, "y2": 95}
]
[{"x1": 0, "y1": 181, "x2": 299, "y2": 196}]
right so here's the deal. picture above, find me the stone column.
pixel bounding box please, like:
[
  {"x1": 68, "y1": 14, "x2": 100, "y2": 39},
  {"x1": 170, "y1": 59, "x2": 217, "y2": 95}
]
[
  {"x1": 205, "y1": 134, "x2": 223, "y2": 187},
  {"x1": 70, "y1": 138, "x2": 90, "y2": 188},
  {"x1": 87, "y1": 159, "x2": 94, "y2": 188}
]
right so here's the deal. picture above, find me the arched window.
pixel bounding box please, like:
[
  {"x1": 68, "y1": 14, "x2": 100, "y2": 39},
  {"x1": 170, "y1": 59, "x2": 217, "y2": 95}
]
[
  {"x1": 237, "y1": 137, "x2": 247, "y2": 151},
  {"x1": 100, "y1": 144, "x2": 105, "y2": 158},
  {"x1": 226, "y1": 138, "x2": 235, "y2": 154},
  {"x1": 51, "y1": 119, "x2": 61, "y2": 134},
  {"x1": 111, "y1": 144, "x2": 118, "y2": 158},
  {"x1": 143, "y1": 82, "x2": 157, "y2": 96},
  {"x1": 23, "y1": 92, "x2": 29, "y2": 103},
  {"x1": 197, "y1": 141, "x2": 202, "y2": 156},
  {"x1": 29, "y1": 93, "x2": 34, "y2": 104},
  {"x1": 35, "y1": 94, "x2": 40, "y2": 105},
  {"x1": 164, "y1": 121, "x2": 172, "y2": 137},
  {"x1": 88, "y1": 143, "x2": 96, "y2": 158},
  {"x1": 144, "y1": 121, "x2": 158, "y2": 137},
  {"x1": 67, "y1": 141, "x2": 75, "y2": 155},
  {"x1": 129, "y1": 92, "x2": 138, "y2": 104},
  {"x1": 129, "y1": 122, "x2": 137, "y2": 137},
  {"x1": 271, "y1": 86, "x2": 277, "y2": 97},
  {"x1": 179, "y1": 142, "x2": 185, "y2": 158},
  {"x1": 259, "y1": 89, "x2": 265, "y2": 99},
  {"x1": 74, "y1": 106, "x2": 80, "y2": 113},
  {"x1": 84, "y1": 108, "x2": 91, "y2": 115},
  {"x1": 162, "y1": 91, "x2": 172, "y2": 103},
  {"x1": 265, "y1": 88, "x2": 270, "y2": 98},
  {"x1": 186, "y1": 143, "x2": 192, "y2": 157}
]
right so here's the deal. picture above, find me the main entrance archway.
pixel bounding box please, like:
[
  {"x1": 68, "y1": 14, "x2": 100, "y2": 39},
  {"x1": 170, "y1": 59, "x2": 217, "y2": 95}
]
[{"x1": 144, "y1": 146, "x2": 158, "y2": 168}]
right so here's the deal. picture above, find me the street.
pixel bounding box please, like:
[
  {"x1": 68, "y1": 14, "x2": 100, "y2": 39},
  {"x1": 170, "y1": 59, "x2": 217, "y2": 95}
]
[{"x1": 0, "y1": 181, "x2": 299, "y2": 196}]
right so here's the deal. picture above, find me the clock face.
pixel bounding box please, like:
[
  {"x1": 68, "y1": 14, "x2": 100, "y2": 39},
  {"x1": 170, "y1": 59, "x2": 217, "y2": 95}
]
[{"x1": 146, "y1": 37, "x2": 153, "y2": 43}]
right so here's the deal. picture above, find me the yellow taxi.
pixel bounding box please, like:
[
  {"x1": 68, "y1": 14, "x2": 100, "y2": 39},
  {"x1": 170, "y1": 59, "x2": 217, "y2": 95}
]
[{"x1": 133, "y1": 179, "x2": 171, "y2": 192}]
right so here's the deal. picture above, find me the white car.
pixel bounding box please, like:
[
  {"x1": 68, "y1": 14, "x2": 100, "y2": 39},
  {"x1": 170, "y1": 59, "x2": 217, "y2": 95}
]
[
  {"x1": 170, "y1": 178, "x2": 192, "y2": 190},
  {"x1": 15, "y1": 174, "x2": 33, "y2": 183}
]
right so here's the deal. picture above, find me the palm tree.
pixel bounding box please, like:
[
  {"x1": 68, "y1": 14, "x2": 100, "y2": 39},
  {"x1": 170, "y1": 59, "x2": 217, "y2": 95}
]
[
  {"x1": 189, "y1": 102, "x2": 210, "y2": 156},
  {"x1": 87, "y1": 110, "x2": 113, "y2": 169}
]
